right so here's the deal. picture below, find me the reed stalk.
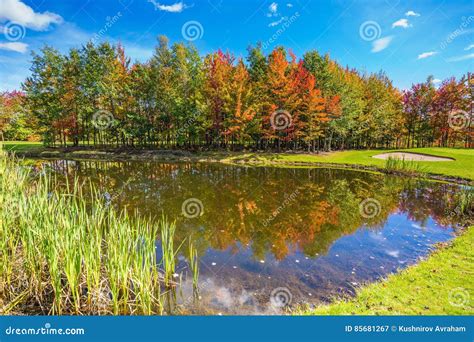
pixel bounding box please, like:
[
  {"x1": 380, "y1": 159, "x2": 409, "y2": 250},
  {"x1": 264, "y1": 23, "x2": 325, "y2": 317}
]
[{"x1": 0, "y1": 150, "x2": 172, "y2": 315}]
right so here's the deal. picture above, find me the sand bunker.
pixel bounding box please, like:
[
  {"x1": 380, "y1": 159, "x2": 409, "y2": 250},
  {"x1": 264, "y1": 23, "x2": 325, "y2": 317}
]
[{"x1": 372, "y1": 152, "x2": 453, "y2": 162}]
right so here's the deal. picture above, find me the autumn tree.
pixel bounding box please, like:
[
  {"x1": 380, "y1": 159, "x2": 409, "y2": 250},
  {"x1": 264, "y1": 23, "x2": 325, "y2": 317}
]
[
  {"x1": 203, "y1": 50, "x2": 234, "y2": 146},
  {"x1": 0, "y1": 91, "x2": 38, "y2": 141},
  {"x1": 403, "y1": 77, "x2": 436, "y2": 148},
  {"x1": 222, "y1": 60, "x2": 257, "y2": 148},
  {"x1": 17, "y1": 36, "x2": 471, "y2": 150},
  {"x1": 23, "y1": 46, "x2": 65, "y2": 146}
]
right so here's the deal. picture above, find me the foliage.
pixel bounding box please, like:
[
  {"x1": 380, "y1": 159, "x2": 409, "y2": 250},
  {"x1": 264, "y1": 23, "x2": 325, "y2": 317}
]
[
  {"x1": 0, "y1": 91, "x2": 39, "y2": 141},
  {"x1": 403, "y1": 75, "x2": 472, "y2": 148},
  {"x1": 15, "y1": 38, "x2": 473, "y2": 150}
]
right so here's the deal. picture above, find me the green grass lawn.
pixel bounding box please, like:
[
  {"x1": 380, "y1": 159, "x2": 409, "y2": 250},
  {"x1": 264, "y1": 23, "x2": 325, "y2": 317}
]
[
  {"x1": 2, "y1": 141, "x2": 43, "y2": 152},
  {"x1": 223, "y1": 148, "x2": 474, "y2": 180},
  {"x1": 296, "y1": 226, "x2": 474, "y2": 315}
]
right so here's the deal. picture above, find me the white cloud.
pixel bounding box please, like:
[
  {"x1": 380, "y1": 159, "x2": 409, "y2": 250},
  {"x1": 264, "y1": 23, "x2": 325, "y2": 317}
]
[
  {"x1": 392, "y1": 18, "x2": 411, "y2": 28},
  {"x1": 0, "y1": 41, "x2": 28, "y2": 53},
  {"x1": 268, "y1": 16, "x2": 288, "y2": 27},
  {"x1": 447, "y1": 53, "x2": 474, "y2": 62},
  {"x1": 405, "y1": 10, "x2": 420, "y2": 17},
  {"x1": 267, "y1": 2, "x2": 278, "y2": 17},
  {"x1": 0, "y1": 0, "x2": 62, "y2": 30},
  {"x1": 148, "y1": 0, "x2": 188, "y2": 13},
  {"x1": 371, "y1": 36, "x2": 393, "y2": 53},
  {"x1": 432, "y1": 78, "x2": 442, "y2": 84},
  {"x1": 417, "y1": 51, "x2": 437, "y2": 59},
  {"x1": 464, "y1": 44, "x2": 474, "y2": 51},
  {"x1": 269, "y1": 2, "x2": 278, "y2": 13}
]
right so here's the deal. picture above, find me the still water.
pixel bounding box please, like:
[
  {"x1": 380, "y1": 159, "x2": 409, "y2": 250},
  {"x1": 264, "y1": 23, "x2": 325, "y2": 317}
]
[{"x1": 33, "y1": 160, "x2": 461, "y2": 314}]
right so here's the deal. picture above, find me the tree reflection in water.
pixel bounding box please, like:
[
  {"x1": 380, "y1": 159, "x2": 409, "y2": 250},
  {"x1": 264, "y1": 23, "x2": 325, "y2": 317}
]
[{"x1": 32, "y1": 159, "x2": 466, "y2": 314}]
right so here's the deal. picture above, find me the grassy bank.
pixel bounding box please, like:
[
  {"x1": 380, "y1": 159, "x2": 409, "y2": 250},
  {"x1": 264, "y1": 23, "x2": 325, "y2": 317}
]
[
  {"x1": 2, "y1": 141, "x2": 43, "y2": 152},
  {"x1": 223, "y1": 148, "x2": 474, "y2": 180},
  {"x1": 0, "y1": 151, "x2": 196, "y2": 315},
  {"x1": 296, "y1": 226, "x2": 474, "y2": 315},
  {"x1": 5, "y1": 142, "x2": 473, "y2": 180}
]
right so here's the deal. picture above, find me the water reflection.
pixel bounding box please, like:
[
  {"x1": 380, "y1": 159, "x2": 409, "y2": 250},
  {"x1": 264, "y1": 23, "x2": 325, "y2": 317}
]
[{"x1": 31, "y1": 159, "x2": 463, "y2": 314}]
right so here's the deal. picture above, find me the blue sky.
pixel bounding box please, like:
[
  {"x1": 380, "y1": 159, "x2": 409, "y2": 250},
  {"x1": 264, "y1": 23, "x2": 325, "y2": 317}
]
[{"x1": 0, "y1": 0, "x2": 472, "y2": 91}]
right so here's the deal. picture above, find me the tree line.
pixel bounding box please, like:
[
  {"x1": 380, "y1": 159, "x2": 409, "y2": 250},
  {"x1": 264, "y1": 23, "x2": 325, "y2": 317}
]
[{"x1": 1, "y1": 36, "x2": 472, "y2": 150}]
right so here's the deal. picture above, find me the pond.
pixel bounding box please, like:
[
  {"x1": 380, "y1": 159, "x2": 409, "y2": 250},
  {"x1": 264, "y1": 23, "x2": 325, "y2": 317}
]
[{"x1": 31, "y1": 159, "x2": 462, "y2": 315}]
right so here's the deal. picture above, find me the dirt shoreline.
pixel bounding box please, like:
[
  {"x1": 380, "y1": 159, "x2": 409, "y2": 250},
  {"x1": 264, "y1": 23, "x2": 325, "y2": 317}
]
[{"x1": 13, "y1": 148, "x2": 472, "y2": 185}]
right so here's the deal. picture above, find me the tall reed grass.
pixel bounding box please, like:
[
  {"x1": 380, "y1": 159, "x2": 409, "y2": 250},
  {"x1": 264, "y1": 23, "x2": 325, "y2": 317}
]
[
  {"x1": 0, "y1": 150, "x2": 185, "y2": 315},
  {"x1": 188, "y1": 239, "x2": 199, "y2": 298},
  {"x1": 384, "y1": 156, "x2": 428, "y2": 174},
  {"x1": 451, "y1": 186, "x2": 474, "y2": 221}
]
